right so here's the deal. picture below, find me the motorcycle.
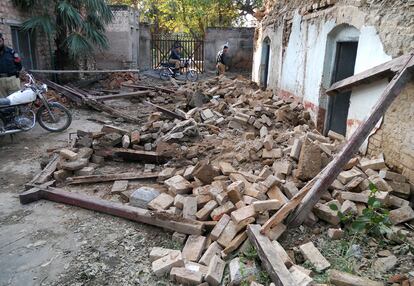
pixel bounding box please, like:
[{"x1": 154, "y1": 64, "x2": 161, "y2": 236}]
[
  {"x1": 159, "y1": 59, "x2": 198, "y2": 82},
  {"x1": 0, "y1": 74, "x2": 72, "y2": 137}
]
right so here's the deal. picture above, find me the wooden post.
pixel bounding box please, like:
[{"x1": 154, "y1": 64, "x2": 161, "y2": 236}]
[{"x1": 288, "y1": 54, "x2": 414, "y2": 226}]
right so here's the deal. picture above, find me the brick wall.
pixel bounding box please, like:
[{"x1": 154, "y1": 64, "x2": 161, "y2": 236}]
[
  {"x1": 0, "y1": 0, "x2": 53, "y2": 69},
  {"x1": 367, "y1": 81, "x2": 414, "y2": 183}
]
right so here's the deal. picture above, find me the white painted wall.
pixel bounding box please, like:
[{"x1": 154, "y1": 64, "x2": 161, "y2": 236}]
[
  {"x1": 280, "y1": 12, "x2": 306, "y2": 97},
  {"x1": 252, "y1": 10, "x2": 393, "y2": 142}
]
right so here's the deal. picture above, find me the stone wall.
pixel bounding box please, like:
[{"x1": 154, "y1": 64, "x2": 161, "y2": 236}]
[
  {"x1": 367, "y1": 81, "x2": 414, "y2": 183},
  {"x1": 204, "y1": 27, "x2": 255, "y2": 72},
  {"x1": 138, "y1": 23, "x2": 152, "y2": 71},
  {"x1": 0, "y1": 0, "x2": 53, "y2": 69},
  {"x1": 95, "y1": 5, "x2": 140, "y2": 70}
]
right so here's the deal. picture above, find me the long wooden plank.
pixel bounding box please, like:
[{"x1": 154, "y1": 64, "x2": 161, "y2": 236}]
[
  {"x1": 327, "y1": 53, "x2": 412, "y2": 95},
  {"x1": 247, "y1": 225, "x2": 295, "y2": 286},
  {"x1": 83, "y1": 98, "x2": 141, "y2": 123},
  {"x1": 143, "y1": 100, "x2": 186, "y2": 120},
  {"x1": 121, "y1": 83, "x2": 176, "y2": 94},
  {"x1": 90, "y1": 90, "x2": 150, "y2": 101},
  {"x1": 66, "y1": 172, "x2": 159, "y2": 185},
  {"x1": 289, "y1": 53, "x2": 414, "y2": 226},
  {"x1": 25, "y1": 154, "x2": 59, "y2": 190},
  {"x1": 30, "y1": 69, "x2": 140, "y2": 74},
  {"x1": 19, "y1": 187, "x2": 203, "y2": 235},
  {"x1": 109, "y1": 148, "x2": 169, "y2": 164}
]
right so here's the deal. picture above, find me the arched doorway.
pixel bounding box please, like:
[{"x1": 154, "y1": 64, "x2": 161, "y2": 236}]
[
  {"x1": 260, "y1": 37, "x2": 271, "y2": 88},
  {"x1": 323, "y1": 24, "x2": 360, "y2": 136}
]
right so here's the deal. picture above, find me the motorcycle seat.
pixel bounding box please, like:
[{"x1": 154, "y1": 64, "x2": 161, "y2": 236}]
[{"x1": 0, "y1": 98, "x2": 11, "y2": 106}]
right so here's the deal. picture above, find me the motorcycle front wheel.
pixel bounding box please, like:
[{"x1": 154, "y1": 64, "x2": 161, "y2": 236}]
[
  {"x1": 186, "y1": 70, "x2": 198, "y2": 82},
  {"x1": 36, "y1": 102, "x2": 72, "y2": 132}
]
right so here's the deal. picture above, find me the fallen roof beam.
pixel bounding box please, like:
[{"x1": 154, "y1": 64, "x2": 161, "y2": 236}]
[
  {"x1": 20, "y1": 187, "x2": 203, "y2": 235},
  {"x1": 121, "y1": 83, "x2": 176, "y2": 94},
  {"x1": 25, "y1": 154, "x2": 59, "y2": 190},
  {"x1": 143, "y1": 100, "x2": 186, "y2": 120},
  {"x1": 30, "y1": 69, "x2": 140, "y2": 74},
  {"x1": 327, "y1": 53, "x2": 413, "y2": 95},
  {"x1": 66, "y1": 172, "x2": 159, "y2": 185},
  {"x1": 90, "y1": 90, "x2": 150, "y2": 101},
  {"x1": 289, "y1": 53, "x2": 414, "y2": 226},
  {"x1": 95, "y1": 147, "x2": 169, "y2": 164}
]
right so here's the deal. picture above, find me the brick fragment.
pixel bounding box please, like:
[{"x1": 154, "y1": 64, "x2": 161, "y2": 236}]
[
  {"x1": 299, "y1": 241, "x2": 331, "y2": 272},
  {"x1": 205, "y1": 255, "x2": 225, "y2": 286},
  {"x1": 182, "y1": 235, "x2": 206, "y2": 262},
  {"x1": 152, "y1": 250, "x2": 184, "y2": 277}
]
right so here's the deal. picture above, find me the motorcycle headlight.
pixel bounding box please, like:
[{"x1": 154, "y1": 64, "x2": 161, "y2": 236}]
[{"x1": 42, "y1": 84, "x2": 48, "y2": 92}]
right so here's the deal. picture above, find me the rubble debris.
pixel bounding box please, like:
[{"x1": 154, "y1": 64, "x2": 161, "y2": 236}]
[
  {"x1": 329, "y1": 269, "x2": 383, "y2": 286},
  {"x1": 299, "y1": 241, "x2": 330, "y2": 272}
]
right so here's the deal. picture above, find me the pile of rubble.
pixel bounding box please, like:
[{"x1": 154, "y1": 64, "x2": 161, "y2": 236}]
[
  {"x1": 103, "y1": 72, "x2": 141, "y2": 90},
  {"x1": 29, "y1": 75, "x2": 414, "y2": 285}
]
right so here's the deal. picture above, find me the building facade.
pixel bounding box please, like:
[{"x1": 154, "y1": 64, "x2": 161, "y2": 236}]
[
  {"x1": 252, "y1": 0, "x2": 414, "y2": 181},
  {"x1": 0, "y1": 0, "x2": 53, "y2": 70}
]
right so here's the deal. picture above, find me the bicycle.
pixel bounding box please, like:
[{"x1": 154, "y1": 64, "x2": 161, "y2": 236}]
[{"x1": 159, "y1": 59, "x2": 198, "y2": 82}]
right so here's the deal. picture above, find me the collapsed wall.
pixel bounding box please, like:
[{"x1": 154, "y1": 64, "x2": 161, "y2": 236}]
[{"x1": 253, "y1": 0, "x2": 414, "y2": 183}]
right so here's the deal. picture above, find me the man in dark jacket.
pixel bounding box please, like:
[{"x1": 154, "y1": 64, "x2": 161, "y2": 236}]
[
  {"x1": 168, "y1": 45, "x2": 182, "y2": 75},
  {"x1": 216, "y1": 45, "x2": 229, "y2": 75},
  {"x1": 0, "y1": 33, "x2": 22, "y2": 97}
]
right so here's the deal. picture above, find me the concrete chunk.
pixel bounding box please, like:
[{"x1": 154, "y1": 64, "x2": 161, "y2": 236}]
[
  {"x1": 231, "y1": 205, "x2": 256, "y2": 224},
  {"x1": 147, "y1": 193, "x2": 174, "y2": 210},
  {"x1": 149, "y1": 247, "x2": 176, "y2": 262},
  {"x1": 129, "y1": 187, "x2": 160, "y2": 209},
  {"x1": 329, "y1": 269, "x2": 383, "y2": 286},
  {"x1": 110, "y1": 180, "x2": 128, "y2": 194},
  {"x1": 182, "y1": 235, "x2": 206, "y2": 262},
  {"x1": 183, "y1": 196, "x2": 197, "y2": 220},
  {"x1": 199, "y1": 241, "x2": 222, "y2": 266},
  {"x1": 170, "y1": 267, "x2": 203, "y2": 285},
  {"x1": 389, "y1": 206, "x2": 414, "y2": 225},
  {"x1": 211, "y1": 214, "x2": 230, "y2": 240},
  {"x1": 152, "y1": 250, "x2": 184, "y2": 277},
  {"x1": 299, "y1": 241, "x2": 330, "y2": 272},
  {"x1": 205, "y1": 255, "x2": 225, "y2": 286},
  {"x1": 59, "y1": 149, "x2": 77, "y2": 161},
  {"x1": 164, "y1": 175, "x2": 192, "y2": 194},
  {"x1": 253, "y1": 199, "x2": 283, "y2": 212}
]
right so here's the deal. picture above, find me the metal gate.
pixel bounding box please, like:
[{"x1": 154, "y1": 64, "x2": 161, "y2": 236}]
[{"x1": 151, "y1": 33, "x2": 204, "y2": 73}]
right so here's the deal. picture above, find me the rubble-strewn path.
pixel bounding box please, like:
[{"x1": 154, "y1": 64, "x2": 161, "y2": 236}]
[{"x1": 0, "y1": 109, "x2": 172, "y2": 286}]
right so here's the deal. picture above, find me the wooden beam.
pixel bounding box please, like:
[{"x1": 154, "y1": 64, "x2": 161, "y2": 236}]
[
  {"x1": 25, "y1": 154, "x2": 59, "y2": 190},
  {"x1": 99, "y1": 148, "x2": 169, "y2": 164},
  {"x1": 66, "y1": 172, "x2": 159, "y2": 185},
  {"x1": 289, "y1": 53, "x2": 414, "y2": 226},
  {"x1": 247, "y1": 224, "x2": 296, "y2": 286},
  {"x1": 90, "y1": 90, "x2": 150, "y2": 101},
  {"x1": 143, "y1": 100, "x2": 186, "y2": 120},
  {"x1": 30, "y1": 69, "x2": 140, "y2": 74},
  {"x1": 326, "y1": 53, "x2": 413, "y2": 95},
  {"x1": 83, "y1": 98, "x2": 141, "y2": 123},
  {"x1": 19, "y1": 187, "x2": 204, "y2": 235},
  {"x1": 121, "y1": 83, "x2": 176, "y2": 94}
]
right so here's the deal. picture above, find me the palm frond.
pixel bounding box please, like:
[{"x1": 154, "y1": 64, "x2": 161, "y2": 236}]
[
  {"x1": 64, "y1": 33, "x2": 94, "y2": 58},
  {"x1": 83, "y1": 0, "x2": 114, "y2": 23},
  {"x1": 57, "y1": 1, "x2": 83, "y2": 30},
  {"x1": 83, "y1": 22, "x2": 109, "y2": 50},
  {"x1": 21, "y1": 14, "x2": 55, "y2": 35},
  {"x1": 86, "y1": 13, "x2": 106, "y2": 31}
]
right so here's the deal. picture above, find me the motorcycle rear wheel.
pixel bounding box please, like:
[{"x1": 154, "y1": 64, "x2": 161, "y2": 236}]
[
  {"x1": 37, "y1": 102, "x2": 72, "y2": 132},
  {"x1": 159, "y1": 68, "x2": 171, "y2": 81}
]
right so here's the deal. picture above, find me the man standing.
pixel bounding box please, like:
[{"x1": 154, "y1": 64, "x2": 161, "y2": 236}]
[
  {"x1": 0, "y1": 33, "x2": 22, "y2": 98},
  {"x1": 168, "y1": 44, "x2": 182, "y2": 76},
  {"x1": 216, "y1": 45, "x2": 229, "y2": 75}
]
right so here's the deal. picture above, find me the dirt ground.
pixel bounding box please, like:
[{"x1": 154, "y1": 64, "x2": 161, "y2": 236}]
[{"x1": 0, "y1": 108, "x2": 176, "y2": 286}]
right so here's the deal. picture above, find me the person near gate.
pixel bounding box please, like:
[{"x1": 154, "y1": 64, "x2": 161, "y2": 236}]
[
  {"x1": 168, "y1": 44, "x2": 182, "y2": 76},
  {"x1": 0, "y1": 33, "x2": 22, "y2": 98},
  {"x1": 216, "y1": 44, "x2": 229, "y2": 75}
]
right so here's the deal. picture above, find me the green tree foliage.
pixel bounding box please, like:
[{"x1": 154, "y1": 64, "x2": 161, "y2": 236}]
[
  {"x1": 13, "y1": 0, "x2": 113, "y2": 67},
  {"x1": 111, "y1": 0, "x2": 262, "y2": 36}
]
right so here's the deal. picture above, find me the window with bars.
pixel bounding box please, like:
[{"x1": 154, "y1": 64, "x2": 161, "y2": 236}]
[{"x1": 10, "y1": 26, "x2": 37, "y2": 70}]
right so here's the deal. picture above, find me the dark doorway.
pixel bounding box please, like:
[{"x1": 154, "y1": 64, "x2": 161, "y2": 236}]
[
  {"x1": 10, "y1": 26, "x2": 37, "y2": 70},
  {"x1": 261, "y1": 38, "x2": 271, "y2": 88},
  {"x1": 326, "y1": 41, "x2": 358, "y2": 136}
]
